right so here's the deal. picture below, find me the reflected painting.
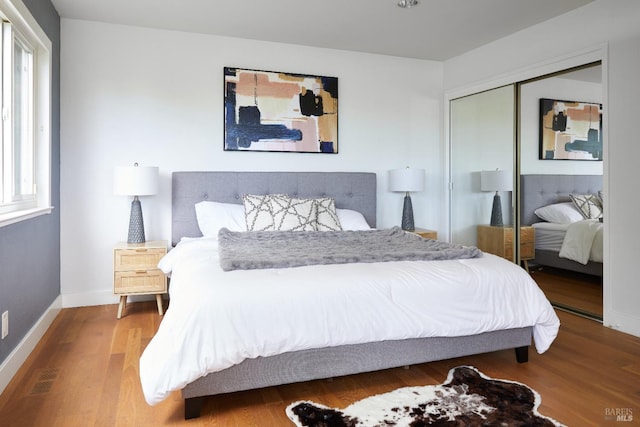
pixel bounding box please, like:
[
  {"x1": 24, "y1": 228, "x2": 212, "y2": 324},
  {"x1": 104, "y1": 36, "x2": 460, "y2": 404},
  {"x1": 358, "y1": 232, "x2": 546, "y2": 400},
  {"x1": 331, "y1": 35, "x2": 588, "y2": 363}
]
[
  {"x1": 539, "y1": 98, "x2": 602, "y2": 161},
  {"x1": 224, "y1": 67, "x2": 338, "y2": 153}
]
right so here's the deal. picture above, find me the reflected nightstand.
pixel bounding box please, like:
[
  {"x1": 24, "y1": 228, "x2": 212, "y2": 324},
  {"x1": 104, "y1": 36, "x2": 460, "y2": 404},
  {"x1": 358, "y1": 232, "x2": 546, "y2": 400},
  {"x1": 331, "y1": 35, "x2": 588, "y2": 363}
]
[
  {"x1": 409, "y1": 228, "x2": 438, "y2": 240},
  {"x1": 476, "y1": 225, "x2": 535, "y2": 272}
]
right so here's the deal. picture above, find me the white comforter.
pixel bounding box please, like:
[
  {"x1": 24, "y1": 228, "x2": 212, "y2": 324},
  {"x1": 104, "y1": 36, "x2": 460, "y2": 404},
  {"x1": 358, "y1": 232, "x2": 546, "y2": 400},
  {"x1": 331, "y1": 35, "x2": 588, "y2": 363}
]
[
  {"x1": 139, "y1": 237, "x2": 560, "y2": 405},
  {"x1": 558, "y1": 219, "x2": 604, "y2": 264}
]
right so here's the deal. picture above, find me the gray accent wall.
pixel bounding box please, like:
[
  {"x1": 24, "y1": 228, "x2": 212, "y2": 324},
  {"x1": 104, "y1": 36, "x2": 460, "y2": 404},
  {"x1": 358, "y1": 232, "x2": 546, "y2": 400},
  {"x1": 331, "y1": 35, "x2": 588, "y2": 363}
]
[{"x1": 0, "y1": 0, "x2": 60, "y2": 366}]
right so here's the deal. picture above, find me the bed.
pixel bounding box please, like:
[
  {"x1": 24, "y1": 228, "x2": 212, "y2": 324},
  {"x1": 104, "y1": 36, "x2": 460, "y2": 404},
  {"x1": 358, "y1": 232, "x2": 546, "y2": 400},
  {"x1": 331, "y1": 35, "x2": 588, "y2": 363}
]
[
  {"x1": 139, "y1": 171, "x2": 560, "y2": 419},
  {"x1": 520, "y1": 174, "x2": 603, "y2": 277}
]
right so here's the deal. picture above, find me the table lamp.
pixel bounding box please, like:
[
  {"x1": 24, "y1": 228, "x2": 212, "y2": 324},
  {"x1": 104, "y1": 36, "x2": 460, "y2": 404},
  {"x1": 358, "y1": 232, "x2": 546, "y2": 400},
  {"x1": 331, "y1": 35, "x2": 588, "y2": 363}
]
[
  {"x1": 114, "y1": 163, "x2": 159, "y2": 243},
  {"x1": 388, "y1": 167, "x2": 425, "y2": 231},
  {"x1": 481, "y1": 169, "x2": 512, "y2": 227}
]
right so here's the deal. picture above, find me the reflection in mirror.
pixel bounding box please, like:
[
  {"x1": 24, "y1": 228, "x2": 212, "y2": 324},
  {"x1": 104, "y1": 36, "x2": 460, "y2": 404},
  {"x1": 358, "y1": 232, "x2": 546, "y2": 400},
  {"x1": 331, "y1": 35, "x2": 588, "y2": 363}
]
[
  {"x1": 517, "y1": 62, "x2": 603, "y2": 321},
  {"x1": 449, "y1": 85, "x2": 516, "y2": 261}
]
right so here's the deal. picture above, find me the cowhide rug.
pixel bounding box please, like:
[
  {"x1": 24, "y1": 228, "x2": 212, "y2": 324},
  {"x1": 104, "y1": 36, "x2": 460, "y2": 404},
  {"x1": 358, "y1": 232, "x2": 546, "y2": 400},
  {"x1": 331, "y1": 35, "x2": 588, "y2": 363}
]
[{"x1": 286, "y1": 366, "x2": 564, "y2": 427}]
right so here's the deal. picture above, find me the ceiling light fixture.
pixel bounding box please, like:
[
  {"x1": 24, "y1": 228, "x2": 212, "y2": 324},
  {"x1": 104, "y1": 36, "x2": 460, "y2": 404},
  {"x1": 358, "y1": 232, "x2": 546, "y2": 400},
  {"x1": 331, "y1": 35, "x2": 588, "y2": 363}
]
[{"x1": 397, "y1": 0, "x2": 418, "y2": 8}]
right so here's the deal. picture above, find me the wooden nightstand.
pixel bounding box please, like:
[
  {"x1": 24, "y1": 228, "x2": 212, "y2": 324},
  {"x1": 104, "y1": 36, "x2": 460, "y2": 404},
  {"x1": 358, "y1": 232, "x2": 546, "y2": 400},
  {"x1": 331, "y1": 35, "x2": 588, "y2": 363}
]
[
  {"x1": 476, "y1": 225, "x2": 535, "y2": 272},
  {"x1": 409, "y1": 228, "x2": 438, "y2": 240},
  {"x1": 113, "y1": 240, "x2": 168, "y2": 319}
]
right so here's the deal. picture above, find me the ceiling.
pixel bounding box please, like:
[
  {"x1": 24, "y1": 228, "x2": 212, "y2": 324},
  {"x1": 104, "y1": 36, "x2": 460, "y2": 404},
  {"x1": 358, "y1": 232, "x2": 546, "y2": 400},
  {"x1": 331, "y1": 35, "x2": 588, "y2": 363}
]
[{"x1": 50, "y1": 0, "x2": 593, "y2": 61}]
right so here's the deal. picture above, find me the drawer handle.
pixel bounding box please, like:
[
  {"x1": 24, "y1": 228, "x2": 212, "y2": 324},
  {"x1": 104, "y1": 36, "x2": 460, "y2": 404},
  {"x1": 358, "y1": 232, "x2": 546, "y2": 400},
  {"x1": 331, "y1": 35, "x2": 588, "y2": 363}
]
[
  {"x1": 135, "y1": 270, "x2": 148, "y2": 274},
  {"x1": 135, "y1": 249, "x2": 148, "y2": 253}
]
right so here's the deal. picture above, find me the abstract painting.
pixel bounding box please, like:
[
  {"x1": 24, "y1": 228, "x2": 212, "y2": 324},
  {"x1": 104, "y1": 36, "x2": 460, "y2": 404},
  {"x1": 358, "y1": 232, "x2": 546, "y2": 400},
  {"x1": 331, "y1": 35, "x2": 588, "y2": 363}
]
[
  {"x1": 224, "y1": 67, "x2": 338, "y2": 153},
  {"x1": 539, "y1": 98, "x2": 602, "y2": 160}
]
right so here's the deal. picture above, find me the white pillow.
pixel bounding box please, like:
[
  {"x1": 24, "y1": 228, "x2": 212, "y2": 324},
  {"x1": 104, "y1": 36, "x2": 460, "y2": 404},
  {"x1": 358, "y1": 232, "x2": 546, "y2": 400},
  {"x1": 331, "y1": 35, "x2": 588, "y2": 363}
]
[
  {"x1": 268, "y1": 195, "x2": 318, "y2": 231},
  {"x1": 194, "y1": 201, "x2": 246, "y2": 236},
  {"x1": 336, "y1": 208, "x2": 371, "y2": 230},
  {"x1": 534, "y1": 202, "x2": 583, "y2": 224}
]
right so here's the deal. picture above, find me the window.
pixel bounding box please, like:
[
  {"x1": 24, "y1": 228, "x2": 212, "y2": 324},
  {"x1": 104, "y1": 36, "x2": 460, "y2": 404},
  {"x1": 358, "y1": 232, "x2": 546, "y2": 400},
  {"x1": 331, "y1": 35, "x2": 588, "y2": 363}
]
[{"x1": 0, "y1": 0, "x2": 51, "y2": 227}]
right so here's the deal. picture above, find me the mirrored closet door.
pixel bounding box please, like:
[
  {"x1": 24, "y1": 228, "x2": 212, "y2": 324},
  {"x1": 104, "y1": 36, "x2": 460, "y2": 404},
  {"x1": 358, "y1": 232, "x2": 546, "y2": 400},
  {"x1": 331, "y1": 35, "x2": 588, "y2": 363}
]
[
  {"x1": 517, "y1": 62, "x2": 603, "y2": 320},
  {"x1": 449, "y1": 85, "x2": 516, "y2": 260}
]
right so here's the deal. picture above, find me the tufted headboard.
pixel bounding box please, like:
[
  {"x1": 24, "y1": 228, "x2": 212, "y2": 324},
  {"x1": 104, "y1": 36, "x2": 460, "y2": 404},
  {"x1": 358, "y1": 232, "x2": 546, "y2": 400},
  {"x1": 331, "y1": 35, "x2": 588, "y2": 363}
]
[
  {"x1": 172, "y1": 171, "x2": 377, "y2": 246},
  {"x1": 520, "y1": 174, "x2": 602, "y2": 226}
]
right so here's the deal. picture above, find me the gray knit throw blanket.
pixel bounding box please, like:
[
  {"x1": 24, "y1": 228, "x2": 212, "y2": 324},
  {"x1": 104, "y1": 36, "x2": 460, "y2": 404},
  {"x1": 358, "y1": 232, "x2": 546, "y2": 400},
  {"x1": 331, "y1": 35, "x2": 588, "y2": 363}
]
[{"x1": 218, "y1": 226, "x2": 482, "y2": 271}]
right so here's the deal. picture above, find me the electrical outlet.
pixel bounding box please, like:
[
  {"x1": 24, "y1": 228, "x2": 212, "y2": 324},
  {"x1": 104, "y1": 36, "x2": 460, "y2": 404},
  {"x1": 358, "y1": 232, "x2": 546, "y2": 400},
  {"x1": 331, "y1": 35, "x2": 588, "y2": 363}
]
[{"x1": 1, "y1": 311, "x2": 8, "y2": 339}]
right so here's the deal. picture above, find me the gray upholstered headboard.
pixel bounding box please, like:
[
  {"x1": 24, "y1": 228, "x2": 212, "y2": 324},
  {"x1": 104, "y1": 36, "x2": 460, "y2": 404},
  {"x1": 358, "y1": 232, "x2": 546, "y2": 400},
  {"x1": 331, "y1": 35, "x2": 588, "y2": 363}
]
[
  {"x1": 520, "y1": 174, "x2": 602, "y2": 226},
  {"x1": 172, "y1": 171, "x2": 377, "y2": 246}
]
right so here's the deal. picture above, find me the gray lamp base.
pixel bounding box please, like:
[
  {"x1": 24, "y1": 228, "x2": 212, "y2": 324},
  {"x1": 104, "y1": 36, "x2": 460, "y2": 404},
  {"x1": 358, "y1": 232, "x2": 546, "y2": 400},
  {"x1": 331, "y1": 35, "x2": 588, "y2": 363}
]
[
  {"x1": 128, "y1": 196, "x2": 146, "y2": 243},
  {"x1": 490, "y1": 192, "x2": 504, "y2": 227},
  {"x1": 401, "y1": 193, "x2": 415, "y2": 231}
]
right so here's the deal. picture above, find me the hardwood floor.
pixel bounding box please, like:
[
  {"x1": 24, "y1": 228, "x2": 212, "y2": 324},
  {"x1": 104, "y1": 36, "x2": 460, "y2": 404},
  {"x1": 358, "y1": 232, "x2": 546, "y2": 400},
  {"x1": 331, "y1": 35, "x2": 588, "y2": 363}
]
[
  {"x1": 1, "y1": 301, "x2": 638, "y2": 426},
  {"x1": 532, "y1": 266, "x2": 603, "y2": 320}
]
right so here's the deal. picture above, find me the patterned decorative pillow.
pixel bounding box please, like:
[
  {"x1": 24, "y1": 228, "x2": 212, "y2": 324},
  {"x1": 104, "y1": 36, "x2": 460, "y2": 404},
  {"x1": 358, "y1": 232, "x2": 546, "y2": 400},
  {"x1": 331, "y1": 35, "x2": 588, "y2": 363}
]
[
  {"x1": 570, "y1": 193, "x2": 603, "y2": 220},
  {"x1": 243, "y1": 194, "x2": 279, "y2": 231},
  {"x1": 268, "y1": 195, "x2": 318, "y2": 231},
  {"x1": 313, "y1": 197, "x2": 342, "y2": 231}
]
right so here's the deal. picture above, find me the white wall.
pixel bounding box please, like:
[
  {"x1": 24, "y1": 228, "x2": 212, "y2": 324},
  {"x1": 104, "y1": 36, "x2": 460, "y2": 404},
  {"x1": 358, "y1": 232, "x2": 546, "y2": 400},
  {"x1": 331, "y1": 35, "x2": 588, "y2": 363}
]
[
  {"x1": 444, "y1": 0, "x2": 640, "y2": 337},
  {"x1": 520, "y1": 76, "x2": 603, "y2": 175},
  {"x1": 607, "y1": 31, "x2": 640, "y2": 335},
  {"x1": 443, "y1": 0, "x2": 639, "y2": 93},
  {"x1": 60, "y1": 19, "x2": 444, "y2": 306}
]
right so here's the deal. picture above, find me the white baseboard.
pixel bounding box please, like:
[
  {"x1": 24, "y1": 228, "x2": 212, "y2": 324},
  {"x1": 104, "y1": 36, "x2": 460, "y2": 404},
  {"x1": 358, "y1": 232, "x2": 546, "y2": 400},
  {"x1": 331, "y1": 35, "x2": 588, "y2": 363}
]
[
  {"x1": 0, "y1": 295, "x2": 62, "y2": 396},
  {"x1": 61, "y1": 289, "x2": 118, "y2": 308},
  {"x1": 603, "y1": 310, "x2": 640, "y2": 338},
  {"x1": 61, "y1": 289, "x2": 161, "y2": 308}
]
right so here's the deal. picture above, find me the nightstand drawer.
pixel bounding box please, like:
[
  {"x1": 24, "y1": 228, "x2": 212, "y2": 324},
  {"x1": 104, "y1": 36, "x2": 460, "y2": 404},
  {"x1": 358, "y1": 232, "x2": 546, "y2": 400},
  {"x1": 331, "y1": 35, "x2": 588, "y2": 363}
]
[
  {"x1": 114, "y1": 248, "x2": 165, "y2": 271},
  {"x1": 114, "y1": 270, "x2": 167, "y2": 294}
]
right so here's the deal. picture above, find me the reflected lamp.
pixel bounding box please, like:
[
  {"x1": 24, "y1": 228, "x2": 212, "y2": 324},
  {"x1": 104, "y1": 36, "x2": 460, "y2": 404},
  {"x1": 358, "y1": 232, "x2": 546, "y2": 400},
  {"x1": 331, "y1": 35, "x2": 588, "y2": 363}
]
[{"x1": 481, "y1": 169, "x2": 512, "y2": 227}]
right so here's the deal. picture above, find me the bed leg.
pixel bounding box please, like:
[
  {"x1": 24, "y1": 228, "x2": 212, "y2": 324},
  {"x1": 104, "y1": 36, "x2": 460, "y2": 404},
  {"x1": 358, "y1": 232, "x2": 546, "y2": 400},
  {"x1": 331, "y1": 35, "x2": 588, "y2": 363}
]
[
  {"x1": 515, "y1": 346, "x2": 529, "y2": 363},
  {"x1": 185, "y1": 396, "x2": 205, "y2": 419}
]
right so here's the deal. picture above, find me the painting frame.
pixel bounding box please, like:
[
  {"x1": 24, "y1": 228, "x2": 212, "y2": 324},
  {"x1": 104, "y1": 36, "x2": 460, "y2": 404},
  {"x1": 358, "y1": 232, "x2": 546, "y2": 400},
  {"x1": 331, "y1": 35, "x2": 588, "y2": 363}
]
[
  {"x1": 539, "y1": 98, "x2": 603, "y2": 161},
  {"x1": 223, "y1": 67, "x2": 339, "y2": 154}
]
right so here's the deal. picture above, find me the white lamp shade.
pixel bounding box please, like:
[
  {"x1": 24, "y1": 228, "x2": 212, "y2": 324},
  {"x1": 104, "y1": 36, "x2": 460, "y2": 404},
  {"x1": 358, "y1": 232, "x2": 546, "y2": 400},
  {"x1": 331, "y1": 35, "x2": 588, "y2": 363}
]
[
  {"x1": 388, "y1": 168, "x2": 425, "y2": 192},
  {"x1": 114, "y1": 165, "x2": 159, "y2": 196},
  {"x1": 481, "y1": 169, "x2": 512, "y2": 192}
]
